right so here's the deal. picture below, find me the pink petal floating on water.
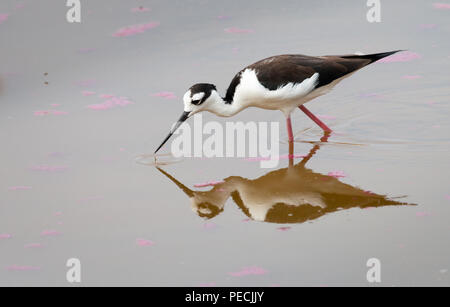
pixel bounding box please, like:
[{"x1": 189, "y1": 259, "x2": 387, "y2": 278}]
[
  {"x1": 34, "y1": 110, "x2": 68, "y2": 116},
  {"x1": 52, "y1": 111, "x2": 68, "y2": 115},
  {"x1": 277, "y1": 227, "x2": 291, "y2": 231},
  {"x1": 152, "y1": 91, "x2": 176, "y2": 99},
  {"x1": 445, "y1": 195, "x2": 450, "y2": 200},
  {"x1": 416, "y1": 212, "x2": 430, "y2": 217},
  {"x1": 0, "y1": 234, "x2": 12, "y2": 239},
  {"x1": 199, "y1": 282, "x2": 216, "y2": 287},
  {"x1": 217, "y1": 15, "x2": 231, "y2": 20},
  {"x1": 224, "y1": 27, "x2": 254, "y2": 34},
  {"x1": 402, "y1": 75, "x2": 421, "y2": 80},
  {"x1": 113, "y1": 22, "x2": 160, "y2": 37},
  {"x1": 15, "y1": 3, "x2": 25, "y2": 10},
  {"x1": 433, "y1": 3, "x2": 450, "y2": 9},
  {"x1": 419, "y1": 24, "x2": 437, "y2": 29},
  {"x1": 99, "y1": 94, "x2": 115, "y2": 99},
  {"x1": 194, "y1": 181, "x2": 224, "y2": 188},
  {"x1": 82, "y1": 90, "x2": 96, "y2": 96},
  {"x1": 0, "y1": 14, "x2": 9, "y2": 25},
  {"x1": 327, "y1": 171, "x2": 346, "y2": 178},
  {"x1": 41, "y1": 230, "x2": 60, "y2": 236},
  {"x1": 377, "y1": 51, "x2": 421, "y2": 63},
  {"x1": 8, "y1": 186, "x2": 32, "y2": 191},
  {"x1": 136, "y1": 238, "x2": 155, "y2": 246},
  {"x1": 6, "y1": 265, "x2": 40, "y2": 271},
  {"x1": 203, "y1": 222, "x2": 216, "y2": 230},
  {"x1": 87, "y1": 96, "x2": 134, "y2": 110},
  {"x1": 54, "y1": 212, "x2": 63, "y2": 216},
  {"x1": 228, "y1": 266, "x2": 267, "y2": 277},
  {"x1": 24, "y1": 243, "x2": 44, "y2": 249},
  {"x1": 131, "y1": 6, "x2": 150, "y2": 12},
  {"x1": 317, "y1": 114, "x2": 337, "y2": 120},
  {"x1": 242, "y1": 218, "x2": 251, "y2": 222},
  {"x1": 30, "y1": 165, "x2": 69, "y2": 172}
]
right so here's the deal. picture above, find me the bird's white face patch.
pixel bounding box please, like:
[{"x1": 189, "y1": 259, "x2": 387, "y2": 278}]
[
  {"x1": 192, "y1": 92, "x2": 205, "y2": 101},
  {"x1": 182, "y1": 90, "x2": 208, "y2": 114}
]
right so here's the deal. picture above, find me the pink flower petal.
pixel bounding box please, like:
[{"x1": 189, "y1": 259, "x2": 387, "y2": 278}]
[
  {"x1": 433, "y1": 3, "x2": 450, "y2": 9},
  {"x1": 0, "y1": 14, "x2": 9, "y2": 25},
  {"x1": 6, "y1": 265, "x2": 40, "y2": 271},
  {"x1": 194, "y1": 181, "x2": 224, "y2": 188},
  {"x1": 416, "y1": 212, "x2": 430, "y2": 217},
  {"x1": 24, "y1": 243, "x2": 44, "y2": 249},
  {"x1": 82, "y1": 90, "x2": 96, "y2": 96},
  {"x1": 228, "y1": 266, "x2": 267, "y2": 277},
  {"x1": 327, "y1": 171, "x2": 346, "y2": 178},
  {"x1": 224, "y1": 27, "x2": 254, "y2": 34},
  {"x1": 136, "y1": 238, "x2": 155, "y2": 246},
  {"x1": 41, "y1": 230, "x2": 60, "y2": 236},
  {"x1": 402, "y1": 75, "x2": 421, "y2": 80},
  {"x1": 113, "y1": 22, "x2": 160, "y2": 37},
  {"x1": 0, "y1": 234, "x2": 12, "y2": 239},
  {"x1": 152, "y1": 91, "x2": 176, "y2": 99},
  {"x1": 34, "y1": 110, "x2": 68, "y2": 116},
  {"x1": 131, "y1": 7, "x2": 150, "y2": 12},
  {"x1": 8, "y1": 186, "x2": 32, "y2": 191},
  {"x1": 277, "y1": 227, "x2": 291, "y2": 231}
]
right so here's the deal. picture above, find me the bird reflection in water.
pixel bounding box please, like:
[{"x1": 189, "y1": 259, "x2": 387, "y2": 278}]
[{"x1": 157, "y1": 132, "x2": 414, "y2": 224}]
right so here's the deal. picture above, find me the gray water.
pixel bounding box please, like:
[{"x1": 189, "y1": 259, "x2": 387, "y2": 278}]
[{"x1": 1, "y1": 0, "x2": 449, "y2": 286}]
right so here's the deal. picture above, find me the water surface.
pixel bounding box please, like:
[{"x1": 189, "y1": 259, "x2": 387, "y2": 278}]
[{"x1": 1, "y1": 0, "x2": 449, "y2": 286}]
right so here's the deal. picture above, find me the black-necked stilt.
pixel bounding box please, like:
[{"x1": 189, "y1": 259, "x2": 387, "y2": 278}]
[{"x1": 155, "y1": 50, "x2": 402, "y2": 153}]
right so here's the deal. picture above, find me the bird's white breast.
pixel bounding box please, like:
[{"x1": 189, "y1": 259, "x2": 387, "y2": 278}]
[{"x1": 232, "y1": 69, "x2": 319, "y2": 116}]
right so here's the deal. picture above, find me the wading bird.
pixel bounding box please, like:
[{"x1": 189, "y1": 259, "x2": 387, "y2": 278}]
[{"x1": 155, "y1": 51, "x2": 402, "y2": 153}]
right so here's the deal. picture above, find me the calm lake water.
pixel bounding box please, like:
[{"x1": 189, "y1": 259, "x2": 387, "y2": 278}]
[{"x1": 1, "y1": 0, "x2": 449, "y2": 286}]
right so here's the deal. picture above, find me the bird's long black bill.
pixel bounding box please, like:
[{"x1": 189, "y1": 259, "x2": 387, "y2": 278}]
[{"x1": 154, "y1": 111, "x2": 190, "y2": 154}]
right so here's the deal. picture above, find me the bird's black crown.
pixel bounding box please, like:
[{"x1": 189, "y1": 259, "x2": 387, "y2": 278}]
[{"x1": 189, "y1": 83, "x2": 217, "y2": 105}]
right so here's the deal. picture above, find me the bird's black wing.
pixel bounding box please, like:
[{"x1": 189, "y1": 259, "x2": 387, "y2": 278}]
[{"x1": 224, "y1": 51, "x2": 401, "y2": 102}]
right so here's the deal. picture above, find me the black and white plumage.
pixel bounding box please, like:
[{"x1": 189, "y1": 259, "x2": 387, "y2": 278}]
[{"x1": 155, "y1": 50, "x2": 402, "y2": 153}]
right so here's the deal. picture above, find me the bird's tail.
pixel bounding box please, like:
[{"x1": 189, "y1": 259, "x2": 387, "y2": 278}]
[{"x1": 341, "y1": 50, "x2": 405, "y2": 63}]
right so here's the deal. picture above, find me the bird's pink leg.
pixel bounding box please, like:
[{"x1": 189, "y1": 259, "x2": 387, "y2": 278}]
[
  {"x1": 299, "y1": 105, "x2": 332, "y2": 133},
  {"x1": 286, "y1": 115, "x2": 294, "y2": 143}
]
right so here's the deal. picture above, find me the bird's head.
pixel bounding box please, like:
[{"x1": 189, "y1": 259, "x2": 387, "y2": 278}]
[
  {"x1": 154, "y1": 83, "x2": 220, "y2": 153},
  {"x1": 182, "y1": 83, "x2": 220, "y2": 115}
]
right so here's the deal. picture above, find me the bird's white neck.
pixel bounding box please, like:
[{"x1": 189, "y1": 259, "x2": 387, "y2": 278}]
[{"x1": 205, "y1": 90, "x2": 242, "y2": 117}]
